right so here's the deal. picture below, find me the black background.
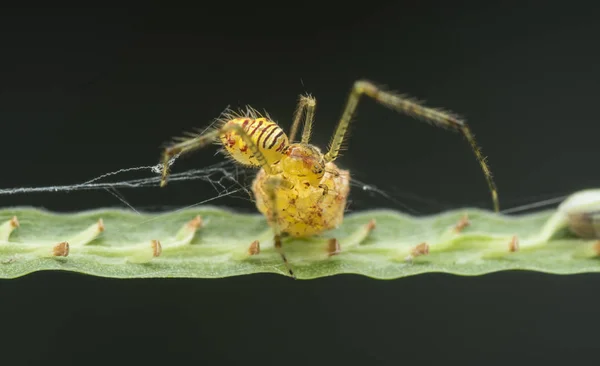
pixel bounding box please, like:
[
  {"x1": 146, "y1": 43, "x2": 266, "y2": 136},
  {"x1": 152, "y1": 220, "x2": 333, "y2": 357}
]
[{"x1": 1, "y1": 2, "x2": 599, "y2": 365}]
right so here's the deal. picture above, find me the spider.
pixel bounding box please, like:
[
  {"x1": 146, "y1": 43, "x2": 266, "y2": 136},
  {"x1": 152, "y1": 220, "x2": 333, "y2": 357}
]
[{"x1": 159, "y1": 80, "x2": 500, "y2": 278}]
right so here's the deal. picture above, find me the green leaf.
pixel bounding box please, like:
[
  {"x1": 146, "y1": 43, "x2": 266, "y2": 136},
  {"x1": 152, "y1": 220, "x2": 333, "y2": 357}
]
[{"x1": 0, "y1": 191, "x2": 599, "y2": 279}]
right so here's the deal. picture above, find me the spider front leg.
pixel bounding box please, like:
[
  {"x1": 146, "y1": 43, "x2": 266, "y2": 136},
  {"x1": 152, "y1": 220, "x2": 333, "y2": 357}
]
[{"x1": 159, "y1": 129, "x2": 221, "y2": 187}]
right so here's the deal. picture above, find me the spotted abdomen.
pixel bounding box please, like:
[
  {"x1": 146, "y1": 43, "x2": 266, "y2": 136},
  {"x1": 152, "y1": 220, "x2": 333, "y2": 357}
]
[{"x1": 220, "y1": 117, "x2": 289, "y2": 167}]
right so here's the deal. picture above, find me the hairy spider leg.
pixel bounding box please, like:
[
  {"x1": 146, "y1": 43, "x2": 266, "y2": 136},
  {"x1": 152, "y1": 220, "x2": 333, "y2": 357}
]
[
  {"x1": 324, "y1": 80, "x2": 500, "y2": 212},
  {"x1": 288, "y1": 94, "x2": 317, "y2": 144},
  {"x1": 160, "y1": 123, "x2": 273, "y2": 188}
]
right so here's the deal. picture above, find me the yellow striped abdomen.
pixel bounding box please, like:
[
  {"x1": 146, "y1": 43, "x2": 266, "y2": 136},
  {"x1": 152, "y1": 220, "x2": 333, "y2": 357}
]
[{"x1": 219, "y1": 117, "x2": 289, "y2": 166}]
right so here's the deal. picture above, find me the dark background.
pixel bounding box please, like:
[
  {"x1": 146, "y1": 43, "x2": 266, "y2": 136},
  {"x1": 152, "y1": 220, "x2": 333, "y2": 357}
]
[{"x1": 0, "y1": 2, "x2": 599, "y2": 365}]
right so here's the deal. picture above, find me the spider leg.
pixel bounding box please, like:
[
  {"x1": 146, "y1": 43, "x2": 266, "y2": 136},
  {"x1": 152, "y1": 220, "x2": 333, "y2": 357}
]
[
  {"x1": 263, "y1": 176, "x2": 296, "y2": 278},
  {"x1": 159, "y1": 122, "x2": 273, "y2": 187},
  {"x1": 288, "y1": 94, "x2": 317, "y2": 144},
  {"x1": 323, "y1": 80, "x2": 500, "y2": 212}
]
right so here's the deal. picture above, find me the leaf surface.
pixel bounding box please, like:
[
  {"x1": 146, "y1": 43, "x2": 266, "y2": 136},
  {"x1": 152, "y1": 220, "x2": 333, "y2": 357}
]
[{"x1": 0, "y1": 204, "x2": 596, "y2": 279}]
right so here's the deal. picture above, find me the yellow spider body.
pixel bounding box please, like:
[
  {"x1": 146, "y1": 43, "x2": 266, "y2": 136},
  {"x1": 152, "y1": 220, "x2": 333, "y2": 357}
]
[
  {"x1": 219, "y1": 116, "x2": 350, "y2": 237},
  {"x1": 159, "y1": 80, "x2": 500, "y2": 278}
]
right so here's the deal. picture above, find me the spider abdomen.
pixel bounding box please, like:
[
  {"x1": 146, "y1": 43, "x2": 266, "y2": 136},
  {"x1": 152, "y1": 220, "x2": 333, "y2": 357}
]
[{"x1": 219, "y1": 117, "x2": 289, "y2": 166}]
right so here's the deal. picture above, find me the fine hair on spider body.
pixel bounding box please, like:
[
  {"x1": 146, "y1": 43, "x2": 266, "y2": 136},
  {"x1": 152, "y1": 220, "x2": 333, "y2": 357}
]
[{"x1": 159, "y1": 79, "x2": 500, "y2": 278}]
